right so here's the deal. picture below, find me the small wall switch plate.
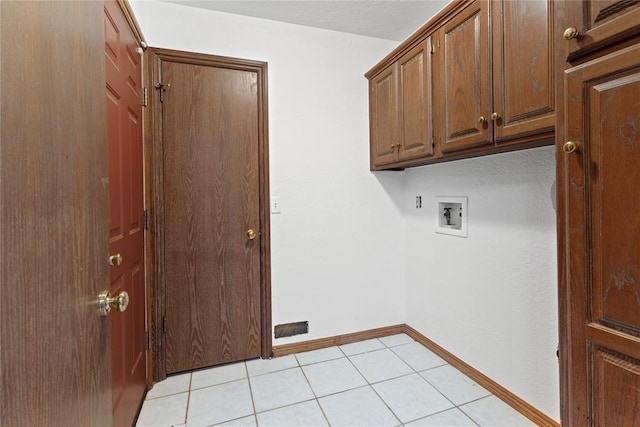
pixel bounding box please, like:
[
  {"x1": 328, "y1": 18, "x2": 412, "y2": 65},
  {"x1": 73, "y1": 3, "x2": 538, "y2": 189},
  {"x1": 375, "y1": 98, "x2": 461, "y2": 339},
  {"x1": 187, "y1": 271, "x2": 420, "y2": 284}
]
[
  {"x1": 271, "y1": 197, "x2": 281, "y2": 214},
  {"x1": 436, "y1": 196, "x2": 467, "y2": 237},
  {"x1": 416, "y1": 195, "x2": 422, "y2": 209}
]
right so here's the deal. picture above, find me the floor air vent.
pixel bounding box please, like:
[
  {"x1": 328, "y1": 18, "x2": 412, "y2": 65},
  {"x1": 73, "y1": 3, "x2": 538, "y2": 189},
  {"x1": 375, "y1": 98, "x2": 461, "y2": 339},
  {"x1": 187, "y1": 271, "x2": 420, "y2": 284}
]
[{"x1": 274, "y1": 321, "x2": 309, "y2": 338}]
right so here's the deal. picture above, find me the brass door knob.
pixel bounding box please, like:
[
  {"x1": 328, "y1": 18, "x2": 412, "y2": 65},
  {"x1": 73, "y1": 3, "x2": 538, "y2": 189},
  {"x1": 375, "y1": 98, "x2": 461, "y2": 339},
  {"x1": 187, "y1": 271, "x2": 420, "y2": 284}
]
[
  {"x1": 246, "y1": 229, "x2": 258, "y2": 240},
  {"x1": 563, "y1": 141, "x2": 578, "y2": 154},
  {"x1": 490, "y1": 112, "x2": 501, "y2": 121},
  {"x1": 109, "y1": 253, "x2": 123, "y2": 266},
  {"x1": 478, "y1": 116, "x2": 487, "y2": 124},
  {"x1": 563, "y1": 27, "x2": 580, "y2": 40},
  {"x1": 97, "y1": 290, "x2": 130, "y2": 316}
]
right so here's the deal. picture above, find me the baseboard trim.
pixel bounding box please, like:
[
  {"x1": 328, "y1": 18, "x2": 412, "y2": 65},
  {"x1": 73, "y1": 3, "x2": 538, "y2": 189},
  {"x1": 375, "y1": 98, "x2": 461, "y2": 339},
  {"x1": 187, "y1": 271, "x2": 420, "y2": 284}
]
[
  {"x1": 273, "y1": 323, "x2": 558, "y2": 426},
  {"x1": 272, "y1": 324, "x2": 405, "y2": 357},
  {"x1": 403, "y1": 325, "x2": 559, "y2": 427}
]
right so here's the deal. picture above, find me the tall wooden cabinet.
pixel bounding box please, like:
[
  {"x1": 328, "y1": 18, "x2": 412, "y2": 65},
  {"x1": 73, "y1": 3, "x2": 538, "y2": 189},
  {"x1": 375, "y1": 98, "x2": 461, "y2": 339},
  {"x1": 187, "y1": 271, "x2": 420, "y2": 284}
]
[
  {"x1": 556, "y1": 1, "x2": 640, "y2": 425},
  {"x1": 368, "y1": 0, "x2": 555, "y2": 170}
]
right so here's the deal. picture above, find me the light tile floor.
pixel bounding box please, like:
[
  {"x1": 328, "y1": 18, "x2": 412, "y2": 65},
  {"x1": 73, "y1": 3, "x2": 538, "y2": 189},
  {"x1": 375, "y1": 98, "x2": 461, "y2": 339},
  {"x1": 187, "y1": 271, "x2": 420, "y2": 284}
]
[{"x1": 136, "y1": 334, "x2": 535, "y2": 427}]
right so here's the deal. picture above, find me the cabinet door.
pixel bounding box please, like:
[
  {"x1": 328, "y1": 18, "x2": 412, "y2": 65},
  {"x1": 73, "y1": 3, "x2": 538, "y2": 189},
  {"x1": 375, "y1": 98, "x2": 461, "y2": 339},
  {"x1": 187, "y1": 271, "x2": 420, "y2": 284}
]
[
  {"x1": 398, "y1": 40, "x2": 433, "y2": 161},
  {"x1": 562, "y1": 0, "x2": 640, "y2": 61},
  {"x1": 439, "y1": 0, "x2": 491, "y2": 153},
  {"x1": 562, "y1": 43, "x2": 640, "y2": 426},
  {"x1": 492, "y1": 0, "x2": 554, "y2": 143},
  {"x1": 369, "y1": 64, "x2": 398, "y2": 169}
]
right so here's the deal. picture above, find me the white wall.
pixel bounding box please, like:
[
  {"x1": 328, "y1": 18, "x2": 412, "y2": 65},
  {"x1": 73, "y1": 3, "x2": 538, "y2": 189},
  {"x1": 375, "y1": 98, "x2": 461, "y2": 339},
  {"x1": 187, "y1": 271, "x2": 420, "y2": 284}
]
[
  {"x1": 131, "y1": 1, "x2": 405, "y2": 343},
  {"x1": 132, "y1": 2, "x2": 559, "y2": 419},
  {"x1": 403, "y1": 146, "x2": 559, "y2": 420}
]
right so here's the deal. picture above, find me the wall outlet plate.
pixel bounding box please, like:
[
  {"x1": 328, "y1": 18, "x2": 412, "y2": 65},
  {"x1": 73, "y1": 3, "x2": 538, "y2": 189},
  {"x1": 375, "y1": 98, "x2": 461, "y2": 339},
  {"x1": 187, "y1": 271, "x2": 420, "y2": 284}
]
[{"x1": 436, "y1": 196, "x2": 467, "y2": 237}]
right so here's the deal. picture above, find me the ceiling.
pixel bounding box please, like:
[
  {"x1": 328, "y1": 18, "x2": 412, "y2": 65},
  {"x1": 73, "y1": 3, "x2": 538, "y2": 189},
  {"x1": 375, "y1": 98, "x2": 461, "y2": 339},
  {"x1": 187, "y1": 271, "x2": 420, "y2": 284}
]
[{"x1": 160, "y1": 1, "x2": 450, "y2": 41}]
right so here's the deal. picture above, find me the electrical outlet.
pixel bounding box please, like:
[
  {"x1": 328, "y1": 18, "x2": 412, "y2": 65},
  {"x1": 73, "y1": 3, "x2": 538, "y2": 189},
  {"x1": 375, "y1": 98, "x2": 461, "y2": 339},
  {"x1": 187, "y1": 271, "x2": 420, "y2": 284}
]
[{"x1": 416, "y1": 195, "x2": 422, "y2": 209}]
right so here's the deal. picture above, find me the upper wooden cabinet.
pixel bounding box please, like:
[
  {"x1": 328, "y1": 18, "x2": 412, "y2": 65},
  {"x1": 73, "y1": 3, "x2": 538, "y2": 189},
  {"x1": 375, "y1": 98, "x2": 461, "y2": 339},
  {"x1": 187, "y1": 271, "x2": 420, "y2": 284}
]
[
  {"x1": 435, "y1": 1, "x2": 491, "y2": 154},
  {"x1": 369, "y1": 40, "x2": 434, "y2": 169},
  {"x1": 367, "y1": 0, "x2": 555, "y2": 170},
  {"x1": 491, "y1": 0, "x2": 555, "y2": 143},
  {"x1": 560, "y1": 0, "x2": 640, "y2": 61},
  {"x1": 434, "y1": 0, "x2": 554, "y2": 154}
]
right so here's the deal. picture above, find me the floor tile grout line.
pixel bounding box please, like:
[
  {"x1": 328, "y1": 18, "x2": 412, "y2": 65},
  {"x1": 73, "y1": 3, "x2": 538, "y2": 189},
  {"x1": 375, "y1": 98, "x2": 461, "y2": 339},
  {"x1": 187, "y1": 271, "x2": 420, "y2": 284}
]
[
  {"x1": 183, "y1": 372, "x2": 193, "y2": 425},
  {"x1": 244, "y1": 361, "x2": 259, "y2": 421}
]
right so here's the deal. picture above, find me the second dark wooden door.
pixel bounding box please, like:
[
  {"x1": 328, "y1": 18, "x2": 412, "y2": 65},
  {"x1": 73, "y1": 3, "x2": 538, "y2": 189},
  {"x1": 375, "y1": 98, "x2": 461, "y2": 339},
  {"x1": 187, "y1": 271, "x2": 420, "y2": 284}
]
[{"x1": 161, "y1": 60, "x2": 262, "y2": 374}]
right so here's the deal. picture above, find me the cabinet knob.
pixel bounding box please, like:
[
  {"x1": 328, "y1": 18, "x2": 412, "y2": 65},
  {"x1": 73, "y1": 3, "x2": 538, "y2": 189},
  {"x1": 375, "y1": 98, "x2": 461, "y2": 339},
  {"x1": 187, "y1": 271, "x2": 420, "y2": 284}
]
[
  {"x1": 563, "y1": 141, "x2": 578, "y2": 154},
  {"x1": 563, "y1": 27, "x2": 580, "y2": 40},
  {"x1": 478, "y1": 116, "x2": 487, "y2": 125},
  {"x1": 490, "y1": 112, "x2": 501, "y2": 121}
]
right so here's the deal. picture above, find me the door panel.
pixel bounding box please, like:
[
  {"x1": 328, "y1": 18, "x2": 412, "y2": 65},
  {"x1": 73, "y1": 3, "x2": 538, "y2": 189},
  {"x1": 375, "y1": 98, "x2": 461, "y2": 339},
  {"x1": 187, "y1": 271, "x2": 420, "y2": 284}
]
[
  {"x1": 564, "y1": 43, "x2": 640, "y2": 425},
  {"x1": 492, "y1": 0, "x2": 554, "y2": 142},
  {"x1": 369, "y1": 65, "x2": 398, "y2": 168},
  {"x1": 104, "y1": 1, "x2": 146, "y2": 425},
  {"x1": 0, "y1": 1, "x2": 111, "y2": 425},
  {"x1": 440, "y1": 0, "x2": 491, "y2": 153},
  {"x1": 563, "y1": 0, "x2": 640, "y2": 61},
  {"x1": 162, "y1": 61, "x2": 262, "y2": 373},
  {"x1": 398, "y1": 40, "x2": 433, "y2": 161}
]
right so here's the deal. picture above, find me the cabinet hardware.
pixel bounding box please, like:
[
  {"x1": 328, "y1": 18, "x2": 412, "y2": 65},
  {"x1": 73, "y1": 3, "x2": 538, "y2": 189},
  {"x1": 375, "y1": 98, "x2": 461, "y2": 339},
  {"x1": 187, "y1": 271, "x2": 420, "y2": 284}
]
[
  {"x1": 563, "y1": 27, "x2": 580, "y2": 40},
  {"x1": 563, "y1": 141, "x2": 578, "y2": 154},
  {"x1": 490, "y1": 112, "x2": 501, "y2": 121},
  {"x1": 478, "y1": 116, "x2": 488, "y2": 125}
]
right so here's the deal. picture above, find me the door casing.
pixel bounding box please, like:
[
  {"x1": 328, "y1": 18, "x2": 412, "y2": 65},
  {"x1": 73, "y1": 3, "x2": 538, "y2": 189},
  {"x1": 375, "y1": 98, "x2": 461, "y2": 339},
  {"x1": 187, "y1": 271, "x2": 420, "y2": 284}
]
[{"x1": 144, "y1": 47, "x2": 272, "y2": 382}]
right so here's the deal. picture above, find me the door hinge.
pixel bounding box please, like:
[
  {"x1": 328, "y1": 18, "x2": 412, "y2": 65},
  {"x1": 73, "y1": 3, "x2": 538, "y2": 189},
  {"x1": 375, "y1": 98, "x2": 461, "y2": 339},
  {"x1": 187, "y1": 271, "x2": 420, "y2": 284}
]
[
  {"x1": 162, "y1": 316, "x2": 167, "y2": 333},
  {"x1": 430, "y1": 42, "x2": 435, "y2": 54},
  {"x1": 146, "y1": 331, "x2": 151, "y2": 349},
  {"x1": 432, "y1": 135, "x2": 436, "y2": 149},
  {"x1": 143, "y1": 209, "x2": 149, "y2": 230},
  {"x1": 142, "y1": 87, "x2": 148, "y2": 107}
]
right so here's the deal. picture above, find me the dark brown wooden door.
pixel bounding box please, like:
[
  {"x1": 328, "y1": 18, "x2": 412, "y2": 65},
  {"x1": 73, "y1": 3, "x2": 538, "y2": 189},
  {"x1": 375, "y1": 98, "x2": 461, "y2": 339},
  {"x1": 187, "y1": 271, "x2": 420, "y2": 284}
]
[
  {"x1": 438, "y1": 0, "x2": 491, "y2": 153},
  {"x1": 398, "y1": 39, "x2": 434, "y2": 161},
  {"x1": 104, "y1": 1, "x2": 146, "y2": 425},
  {"x1": 563, "y1": 0, "x2": 640, "y2": 61},
  {"x1": 491, "y1": 0, "x2": 554, "y2": 143},
  {"x1": 561, "y1": 42, "x2": 640, "y2": 425},
  {"x1": 369, "y1": 64, "x2": 399, "y2": 169},
  {"x1": 0, "y1": 1, "x2": 111, "y2": 425},
  {"x1": 161, "y1": 60, "x2": 262, "y2": 374}
]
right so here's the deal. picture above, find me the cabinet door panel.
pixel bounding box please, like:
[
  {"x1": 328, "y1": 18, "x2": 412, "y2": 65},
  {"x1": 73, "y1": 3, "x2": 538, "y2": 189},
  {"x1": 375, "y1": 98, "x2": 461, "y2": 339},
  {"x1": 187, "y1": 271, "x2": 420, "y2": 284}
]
[
  {"x1": 563, "y1": 0, "x2": 640, "y2": 60},
  {"x1": 563, "y1": 42, "x2": 640, "y2": 426},
  {"x1": 398, "y1": 40, "x2": 433, "y2": 160},
  {"x1": 369, "y1": 65, "x2": 398, "y2": 168},
  {"x1": 440, "y1": 0, "x2": 491, "y2": 153},
  {"x1": 492, "y1": 0, "x2": 554, "y2": 142}
]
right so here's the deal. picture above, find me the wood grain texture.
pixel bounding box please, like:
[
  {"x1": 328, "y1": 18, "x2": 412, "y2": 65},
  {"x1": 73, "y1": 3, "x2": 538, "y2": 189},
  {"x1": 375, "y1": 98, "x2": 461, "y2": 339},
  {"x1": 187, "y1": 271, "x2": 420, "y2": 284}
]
[
  {"x1": 0, "y1": 1, "x2": 111, "y2": 425},
  {"x1": 369, "y1": 65, "x2": 399, "y2": 168},
  {"x1": 561, "y1": 42, "x2": 640, "y2": 425},
  {"x1": 104, "y1": 0, "x2": 146, "y2": 424},
  {"x1": 162, "y1": 61, "x2": 261, "y2": 373},
  {"x1": 565, "y1": 0, "x2": 640, "y2": 61},
  {"x1": 398, "y1": 40, "x2": 434, "y2": 161},
  {"x1": 492, "y1": 0, "x2": 555, "y2": 143},
  {"x1": 439, "y1": 0, "x2": 491, "y2": 153}
]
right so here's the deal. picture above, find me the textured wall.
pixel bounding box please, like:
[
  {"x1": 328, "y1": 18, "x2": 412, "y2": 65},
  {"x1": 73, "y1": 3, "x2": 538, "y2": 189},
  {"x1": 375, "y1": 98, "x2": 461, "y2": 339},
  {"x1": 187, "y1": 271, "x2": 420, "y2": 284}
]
[{"x1": 402, "y1": 146, "x2": 559, "y2": 420}]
